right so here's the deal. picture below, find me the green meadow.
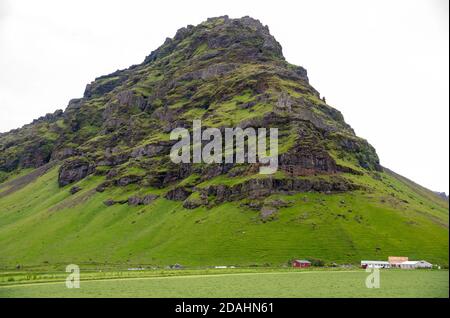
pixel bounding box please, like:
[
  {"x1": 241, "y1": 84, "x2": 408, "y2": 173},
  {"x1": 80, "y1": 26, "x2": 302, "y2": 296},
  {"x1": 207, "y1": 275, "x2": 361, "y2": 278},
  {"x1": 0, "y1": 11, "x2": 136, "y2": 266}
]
[{"x1": 0, "y1": 269, "x2": 447, "y2": 298}]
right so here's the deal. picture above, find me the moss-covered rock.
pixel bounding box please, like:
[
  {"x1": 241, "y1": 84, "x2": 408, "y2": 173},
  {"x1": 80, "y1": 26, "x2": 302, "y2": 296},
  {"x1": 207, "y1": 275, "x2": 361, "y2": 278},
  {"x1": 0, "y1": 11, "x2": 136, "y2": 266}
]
[{"x1": 1, "y1": 15, "x2": 380, "y2": 198}]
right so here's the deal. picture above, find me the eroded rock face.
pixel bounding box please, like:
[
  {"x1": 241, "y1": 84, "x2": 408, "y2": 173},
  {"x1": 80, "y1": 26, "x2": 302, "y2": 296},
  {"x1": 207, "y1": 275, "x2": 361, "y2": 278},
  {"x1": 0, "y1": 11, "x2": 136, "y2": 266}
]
[
  {"x1": 115, "y1": 175, "x2": 142, "y2": 187},
  {"x1": 279, "y1": 150, "x2": 338, "y2": 176},
  {"x1": 51, "y1": 148, "x2": 81, "y2": 161},
  {"x1": 183, "y1": 192, "x2": 208, "y2": 209},
  {"x1": 117, "y1": 90, "x2": 146, "y2": 110},
  {"x1": 84, "y1": 73, "x2": 127, "y2": 99},
  {"x1": 130, "y1": 141, "x2": 174, "y2": 158},
  {"x1": 58, "y1": 158, "x2": 94, "y2": 187},
  {"x1": 165, "y1": 187, "x2": 192, "y2": 201},
  {"x1": 31, "y1": 109, "x2": 64, "y2": 125},
  {"x1": 18, "y1": 144, "x2": 52, "y2": 169},
  {"x1": 276, "y1": 92, "x2": 292, "y2": 112},
  {"x1": 183, "y1": 198, "x2": 201, "y2": 209},
  {"x1": 128, "y1": 194, "x2": 160, "y2": 206},
  {"x1": 170, "y1": 176, "x2": 359, "y2": 209},
  {"x1": 97, "y1": 148, "x2": 131, "y2": 167},
  {"x1": 174, "y1": 63, "x2": 238, "y2": 83},
  {"x1": 196, "y1": 176, "x2": 359, "y2": 205},
  {"x1": 103, "y1": 198, "x2": 127, "y2": 206}
]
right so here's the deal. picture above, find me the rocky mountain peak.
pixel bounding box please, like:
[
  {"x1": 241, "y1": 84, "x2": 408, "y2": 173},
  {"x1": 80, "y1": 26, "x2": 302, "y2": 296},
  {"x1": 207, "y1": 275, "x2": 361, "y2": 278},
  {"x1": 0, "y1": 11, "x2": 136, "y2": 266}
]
[
  {"x1": 1, "y1": 16, "x2": 381, "y2": 196},
  {"x1": 144, "y1": 15, "x2": 284, "y2": 65}
]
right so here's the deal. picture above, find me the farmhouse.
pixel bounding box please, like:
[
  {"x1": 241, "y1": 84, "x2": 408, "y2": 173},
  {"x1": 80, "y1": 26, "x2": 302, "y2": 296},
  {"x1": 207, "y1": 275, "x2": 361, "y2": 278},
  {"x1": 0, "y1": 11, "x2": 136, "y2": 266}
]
[
  {"x1": 388, "y1": 256, "x2": 409, "y2": 268},
  {"x1": 292, "y1": 260, "x2": 311, "y2": 268},
  {"x1": 360, "y1": 261, "x2": 391, "y2": 269},
  {"x1": 399, "y1": 260, "x2": 433, "y2": 269}
]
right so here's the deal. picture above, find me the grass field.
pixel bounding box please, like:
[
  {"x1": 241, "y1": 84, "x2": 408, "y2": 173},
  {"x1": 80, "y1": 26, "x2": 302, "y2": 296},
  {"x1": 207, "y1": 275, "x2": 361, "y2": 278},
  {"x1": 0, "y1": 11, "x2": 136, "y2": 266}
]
[{"x1": 0, "y1": 269, "x2": 448, "y2": 298}]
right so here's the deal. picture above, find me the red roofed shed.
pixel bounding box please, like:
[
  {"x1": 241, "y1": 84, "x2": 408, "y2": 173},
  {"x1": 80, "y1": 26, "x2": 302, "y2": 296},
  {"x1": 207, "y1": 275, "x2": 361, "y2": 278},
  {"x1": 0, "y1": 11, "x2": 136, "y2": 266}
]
[{"x1": 292, "y1": 260, "x2": 311, "y2": 268}]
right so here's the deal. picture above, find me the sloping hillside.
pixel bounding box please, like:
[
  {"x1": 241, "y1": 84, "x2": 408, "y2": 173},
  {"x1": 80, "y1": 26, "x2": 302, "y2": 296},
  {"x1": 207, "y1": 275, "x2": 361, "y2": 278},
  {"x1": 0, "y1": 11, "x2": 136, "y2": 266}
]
[{"x1": 0, "y1": 160, "x2": 447, "y2": 268}]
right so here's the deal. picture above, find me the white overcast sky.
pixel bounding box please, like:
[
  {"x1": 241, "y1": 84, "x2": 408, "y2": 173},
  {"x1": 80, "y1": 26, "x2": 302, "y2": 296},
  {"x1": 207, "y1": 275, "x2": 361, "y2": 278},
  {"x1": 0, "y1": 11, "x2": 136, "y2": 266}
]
[{"x1": 0, "y1": 0, "x2": 448, "y2": 193}]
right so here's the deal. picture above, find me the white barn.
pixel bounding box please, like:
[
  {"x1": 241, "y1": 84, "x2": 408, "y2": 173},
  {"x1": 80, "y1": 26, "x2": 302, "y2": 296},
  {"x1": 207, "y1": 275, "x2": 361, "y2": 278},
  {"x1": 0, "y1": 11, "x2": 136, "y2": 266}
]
[
  {"x1": 399, "y1": 260, "x2": 433, "y2": 269},
  {"x1": 361, "y1": 260, "x2": 391, "y2": 269}
]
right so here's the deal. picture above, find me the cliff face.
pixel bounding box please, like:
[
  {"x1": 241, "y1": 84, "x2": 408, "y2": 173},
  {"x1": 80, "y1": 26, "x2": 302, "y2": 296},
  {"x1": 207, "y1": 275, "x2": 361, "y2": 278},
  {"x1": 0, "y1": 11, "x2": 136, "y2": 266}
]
[{"x1": 0, "y1": 16, "x2": 379, "y2": 200}]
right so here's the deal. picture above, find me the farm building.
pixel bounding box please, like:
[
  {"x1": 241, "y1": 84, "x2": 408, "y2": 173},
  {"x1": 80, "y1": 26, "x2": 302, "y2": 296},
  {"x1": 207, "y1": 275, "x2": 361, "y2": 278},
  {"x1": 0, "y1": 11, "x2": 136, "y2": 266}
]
[
  {"x1": 361, "y1": 261, "x2": 391, "y2": 269},
  {"x1": 388, "y1": 256, "x2": 409, "y2": 268},
  {"x1": 292, "y1": 260, "x2": 311, "y2": 268},
  {"x1": 399, "y1": 260, "x2": 433, "y2": 269},
  {"x1": 361, "y1": 258, "x2": 433, "y2": 269}
]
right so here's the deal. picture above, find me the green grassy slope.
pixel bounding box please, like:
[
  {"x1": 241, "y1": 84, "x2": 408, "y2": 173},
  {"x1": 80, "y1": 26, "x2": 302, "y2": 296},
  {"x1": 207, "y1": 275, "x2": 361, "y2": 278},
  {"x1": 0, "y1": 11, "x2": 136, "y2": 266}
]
[{"x1": 0, "y1": 165, "x2": 447, "y2": 269}]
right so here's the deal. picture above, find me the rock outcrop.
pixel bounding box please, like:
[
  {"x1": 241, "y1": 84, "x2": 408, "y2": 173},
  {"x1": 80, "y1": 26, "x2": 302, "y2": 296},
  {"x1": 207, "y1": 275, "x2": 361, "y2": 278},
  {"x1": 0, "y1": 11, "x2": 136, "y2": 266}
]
[
  {"x1": 58, "y1": 158, "x2": 94, "y2": 187},
  {"x1": 179, "y1": 176, "x2": 359, "y2": 209},
  {"x1": 128, "y1": 194, "x2": 160, "y2": 206},
  {"x1": 435, "y1": 192, "x2": 449, "y2": 201}
]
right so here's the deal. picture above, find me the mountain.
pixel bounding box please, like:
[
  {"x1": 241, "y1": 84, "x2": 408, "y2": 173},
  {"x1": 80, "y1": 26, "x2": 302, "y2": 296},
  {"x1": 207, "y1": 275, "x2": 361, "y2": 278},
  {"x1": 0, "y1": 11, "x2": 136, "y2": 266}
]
[
  {"x1": 0, "y1": 16, "x2": 448, "y2": 269},
  {"x1": 435, "y1": 192, "x2": 449, "y2": 201}
]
